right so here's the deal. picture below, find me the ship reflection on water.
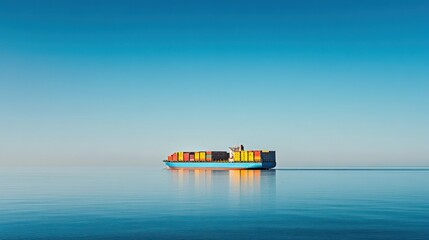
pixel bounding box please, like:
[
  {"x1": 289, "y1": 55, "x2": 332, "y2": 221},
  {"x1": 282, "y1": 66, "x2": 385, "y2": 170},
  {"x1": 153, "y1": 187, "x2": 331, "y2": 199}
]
[
  {"x1": 168, "y1": 169, "x2": 276, "y2": 206},
  {"x1": 2, "y1": 168, "x2": 428, "y2": 239}
]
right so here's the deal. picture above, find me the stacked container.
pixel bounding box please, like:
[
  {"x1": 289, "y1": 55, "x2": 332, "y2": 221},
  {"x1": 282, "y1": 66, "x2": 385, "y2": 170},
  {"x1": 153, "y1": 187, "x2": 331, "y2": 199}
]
[
  {"x1": 168, "y1": 150, "x2": 250, "y2": 162},
  {"x1": 211, "y1": 151, "x2": 229, "y2": 161},
  {"x1": 206, "y1": 151, "x2": 212, "y2": 161},
  {"x1": 199, "y1": 152, "x2": 206, "y2": 161},
  {"x1": 241, "y1": 151, "x2": 249, "y2": 161},
  {"x1": 184, "y1": 152, "x2": 190, "y2": 161},
  {"x1": 231, "y1": 150, "x2": 272, "y2": 162},
  {"x1": 248, "y1": 151, "x2": 254, "y2": 161},
  {"x1": 254, "y1": 151, "x2": 261, "y2": 161},
  {"x1": 261, "y1": 151, "x2": 276, "y2": 162},
  {"x1": 234, "y1": 152, "x2": 241, "y2": 161}
]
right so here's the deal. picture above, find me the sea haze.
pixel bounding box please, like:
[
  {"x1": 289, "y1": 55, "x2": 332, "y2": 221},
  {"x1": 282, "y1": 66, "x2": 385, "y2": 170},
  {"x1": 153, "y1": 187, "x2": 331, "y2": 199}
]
[{"x1": 0, "y1": 167, "x2": 428, "y2": 240}]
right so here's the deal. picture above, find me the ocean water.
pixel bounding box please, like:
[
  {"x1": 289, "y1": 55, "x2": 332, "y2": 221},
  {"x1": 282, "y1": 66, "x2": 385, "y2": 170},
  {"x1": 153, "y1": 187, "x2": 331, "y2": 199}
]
[{"x1": 1, "y1": 167, "x2": 428, "y2": 240}]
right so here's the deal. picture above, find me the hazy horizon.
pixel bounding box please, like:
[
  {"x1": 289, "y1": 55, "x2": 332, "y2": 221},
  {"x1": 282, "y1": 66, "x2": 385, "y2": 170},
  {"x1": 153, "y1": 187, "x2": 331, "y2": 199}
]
[{"x1": 1, "y1": 0, "x2": 428, "y2": 167}]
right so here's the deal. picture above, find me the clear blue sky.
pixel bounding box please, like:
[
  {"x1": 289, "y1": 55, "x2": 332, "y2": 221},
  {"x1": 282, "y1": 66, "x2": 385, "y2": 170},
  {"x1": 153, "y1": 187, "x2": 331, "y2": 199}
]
[{"x1": 0, "y1": 0, "x2": 428, "y2": 167}]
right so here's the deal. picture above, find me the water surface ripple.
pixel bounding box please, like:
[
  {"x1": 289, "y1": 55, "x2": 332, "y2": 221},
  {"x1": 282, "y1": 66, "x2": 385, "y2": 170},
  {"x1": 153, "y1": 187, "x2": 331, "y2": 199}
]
[{"x1": 0, "y1": 167, "x2": 428, "y2": 239}]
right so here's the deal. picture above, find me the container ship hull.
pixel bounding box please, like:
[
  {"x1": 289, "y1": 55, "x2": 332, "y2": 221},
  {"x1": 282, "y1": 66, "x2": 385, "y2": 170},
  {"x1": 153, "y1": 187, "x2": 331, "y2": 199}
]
[{"x1": 164, "y1": 161, "x2": 276, "y2": 170}]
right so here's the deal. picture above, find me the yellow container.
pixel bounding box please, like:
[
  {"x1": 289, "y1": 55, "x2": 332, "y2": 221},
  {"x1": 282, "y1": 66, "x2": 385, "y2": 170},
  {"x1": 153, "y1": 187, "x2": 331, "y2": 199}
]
[
  {"x1": 200, "y1": 152, "x2": 206, "y2": 161},
  {"x1": 178, "y1": 152, "x2": 184, "y2": 161},
  {"x1": 195, "y1": 152, "x2": 200, "y2": 161},
  {"x1": 248, "y1": 151, "x2": 254, "y2": 161},
  {"x1": 241, "y1": 151, "x2": 248, "y2": 161},
  {"x1": 234, "y1": 152, "x2": 241, "y2": 161}
]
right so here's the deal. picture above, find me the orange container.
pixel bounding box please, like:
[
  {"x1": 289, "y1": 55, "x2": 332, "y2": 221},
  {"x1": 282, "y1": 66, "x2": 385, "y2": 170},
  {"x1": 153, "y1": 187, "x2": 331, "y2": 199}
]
[
  {"x1": 184, "y1": 152, "x2": 190, "y2": 161},
  {"x1": 254, "y1": 151, "x2": 261, "y2": 161}
]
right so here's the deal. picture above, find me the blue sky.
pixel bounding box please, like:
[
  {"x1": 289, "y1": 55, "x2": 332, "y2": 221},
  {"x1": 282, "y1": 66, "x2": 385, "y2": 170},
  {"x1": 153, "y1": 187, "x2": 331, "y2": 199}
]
[{"x1": 0, "y1": 0, "x2": 428, "y2": 167}]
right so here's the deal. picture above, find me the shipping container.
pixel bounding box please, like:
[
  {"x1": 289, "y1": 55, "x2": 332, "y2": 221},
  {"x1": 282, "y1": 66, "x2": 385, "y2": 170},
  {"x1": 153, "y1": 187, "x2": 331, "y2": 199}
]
[
  {"x1": 200, "y1": 152, "x2": 206, "y2": 161},
  {"x1": 190, "y1": 152, "x2": 195, "y2": 161},
  {"x1": 206, "y1": 152, "x2": 212, "y2": 161},
  {"x1": 211, "y1": 151, "x2": 229, "y2": 161},
  {"x1": 241, "y1": 151, "x2": 248, "y2": 161},
  {"x1": 234, "y1": 152, "x2": 241, "y2": 161},
  {"x1": 184, "y1": 152, "x2": 190, "y2": 161},
  {"x1": 168, "y1": 155, "x2": 172, "y2": 161},
  {"x1": 248, "y1": 151, "x2": 254, "y2": 161},
  {"x1": 206, "y1": 151, "x2": 212, "y2": 161},
  {"x1": 261, "y1": 151, "x2": 276, "y2": 162},
  {"x1": 172, "y1": 152, "x2": 177, "y2": 161},
  {"x1": 254, "y1": 151, "x2": 261, "y2": 161},
  {"x1": 178, "y1": 152, "x2": 184, "y2": 161},
  {"x1": 195, "y1": 152, "x2": 200, "y2": 161}
]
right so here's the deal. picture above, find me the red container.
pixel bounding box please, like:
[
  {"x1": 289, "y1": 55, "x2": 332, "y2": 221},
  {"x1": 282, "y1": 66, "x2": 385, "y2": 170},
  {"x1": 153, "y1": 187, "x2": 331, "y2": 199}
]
[
  {"x1": 172, "y1": 153, "x2": 177, "y2": 161},
  {"x1": 184, "y1": 152, "x2": 190, "y2": 161},
  {"x1": 190, "y1": 153, "x2": 195, "y2": 161},
  {"x1": 254, "y1": 150, "x2": 261, "y2": 161},
  {"x1": 168, "y1": 155, "x2": 172, "y2": 161}
]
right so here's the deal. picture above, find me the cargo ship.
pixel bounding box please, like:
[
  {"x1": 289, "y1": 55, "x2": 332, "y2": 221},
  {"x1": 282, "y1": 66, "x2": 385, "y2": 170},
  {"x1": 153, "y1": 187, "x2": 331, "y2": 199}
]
[{"x1": 164, "y1": 145, "x2": 276, "y2": 169}]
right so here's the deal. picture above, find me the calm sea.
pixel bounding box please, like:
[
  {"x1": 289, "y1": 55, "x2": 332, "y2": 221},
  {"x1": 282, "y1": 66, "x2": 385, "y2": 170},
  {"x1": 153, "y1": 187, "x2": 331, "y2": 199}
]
[{"x1": 1, "y1": 167, "x2": 428, "y2": 240}]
